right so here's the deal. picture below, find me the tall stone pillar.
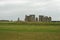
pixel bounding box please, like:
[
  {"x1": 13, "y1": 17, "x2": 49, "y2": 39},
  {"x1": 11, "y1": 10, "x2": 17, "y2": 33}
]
[
  {"x1": 49, "y1": 17, "x2": 51, "y2": 22},
  {"x1": 17, "y1": 17, "x2": 20, "y2": 22},
  {"x1": 39, "y1": 15, "x2": 44, "y2": 22},
  {"x1": 36, "y1": 17, "x2": 38, "y2": 22},
  {"x1": 30, "y1": 15, "x2": 35, "y2": 22}
]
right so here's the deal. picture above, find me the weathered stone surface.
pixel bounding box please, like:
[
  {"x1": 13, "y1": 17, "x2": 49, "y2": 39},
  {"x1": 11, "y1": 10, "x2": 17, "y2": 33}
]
[{"x1": 25, "y1": 15, "x2": 51, "y2": 22}]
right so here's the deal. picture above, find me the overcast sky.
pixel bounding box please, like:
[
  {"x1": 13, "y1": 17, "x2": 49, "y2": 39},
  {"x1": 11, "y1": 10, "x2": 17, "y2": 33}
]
[{"x1": 0, "y1": 0, "x2": 60, "y2": 21}]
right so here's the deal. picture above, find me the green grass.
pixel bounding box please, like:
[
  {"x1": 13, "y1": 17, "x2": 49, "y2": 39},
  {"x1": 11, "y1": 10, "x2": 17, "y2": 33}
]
[
  {"x1": 0, "y1": 32, "x2": 60, "y2": 40},
  {"x1": 0, "y1": 22, "x2": 60, "y2": 40},
  {"x1": 0, "y1": 22, "x2": 60, "y2": 32}
]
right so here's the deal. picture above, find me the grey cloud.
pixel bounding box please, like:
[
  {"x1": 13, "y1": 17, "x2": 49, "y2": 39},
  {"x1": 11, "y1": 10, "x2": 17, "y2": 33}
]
[{"x1": 0, "y1": 0, "x2": 60, "y2": 21}]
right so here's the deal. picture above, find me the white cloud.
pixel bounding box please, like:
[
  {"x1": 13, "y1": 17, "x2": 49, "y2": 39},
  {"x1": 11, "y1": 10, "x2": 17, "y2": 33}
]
[{"x1": 0, "y1": 0, "x2": 60, "y2": 21}]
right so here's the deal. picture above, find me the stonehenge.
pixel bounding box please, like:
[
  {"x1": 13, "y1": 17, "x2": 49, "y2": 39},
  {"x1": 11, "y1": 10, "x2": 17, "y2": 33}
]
[{"x1": 25, "y1": 15, "x2": 51, "y2": 22}]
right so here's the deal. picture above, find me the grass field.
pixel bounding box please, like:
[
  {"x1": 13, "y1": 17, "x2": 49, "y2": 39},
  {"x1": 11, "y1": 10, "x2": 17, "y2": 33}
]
[{"x1": 0, "y1": 22, "x2": 60, "y2": 40}]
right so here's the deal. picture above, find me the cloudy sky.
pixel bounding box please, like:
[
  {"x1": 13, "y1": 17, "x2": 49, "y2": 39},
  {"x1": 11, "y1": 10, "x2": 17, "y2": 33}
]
[{"x1": 0, "y1": 0, "x2": 60, "y2": 21}]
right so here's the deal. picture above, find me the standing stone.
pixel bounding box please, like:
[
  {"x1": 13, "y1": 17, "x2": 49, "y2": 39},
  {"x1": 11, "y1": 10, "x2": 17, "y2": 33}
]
[
  {"x1": 39, "y1": 15, "x2": 44, "y2": 22},
  {"x1": 17, "y1": 17, "x2": 20, "y2": 22},
  {"x1": 36, "y1": 17, "x2": 38, "y2": 22},
  {"x1": 25, "y1": 15, "x2": 35, "y2": 22}
]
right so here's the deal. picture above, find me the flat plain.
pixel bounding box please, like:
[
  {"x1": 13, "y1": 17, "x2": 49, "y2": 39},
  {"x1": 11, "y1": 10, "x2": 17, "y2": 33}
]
[{"x1": 0, "y1": 22, "x2": 60, "y2": 40}]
